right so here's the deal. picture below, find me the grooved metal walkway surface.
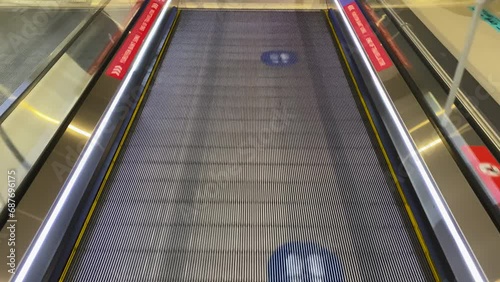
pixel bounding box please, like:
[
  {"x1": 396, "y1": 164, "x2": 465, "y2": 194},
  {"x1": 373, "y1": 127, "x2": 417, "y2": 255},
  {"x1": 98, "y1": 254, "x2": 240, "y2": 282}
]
[{"x1": 65, "y1": 10, "x2": 434, "y2": 281}]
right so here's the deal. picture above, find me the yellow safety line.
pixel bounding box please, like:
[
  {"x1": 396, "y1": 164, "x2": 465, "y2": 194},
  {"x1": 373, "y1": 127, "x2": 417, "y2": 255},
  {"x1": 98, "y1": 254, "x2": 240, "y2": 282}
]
[
  {"x1": 58, "y1": 9, "x2": 181, "y2": 281},
  {"x1": 324, "y1": 10, "x2": 440, "y2": 282}
]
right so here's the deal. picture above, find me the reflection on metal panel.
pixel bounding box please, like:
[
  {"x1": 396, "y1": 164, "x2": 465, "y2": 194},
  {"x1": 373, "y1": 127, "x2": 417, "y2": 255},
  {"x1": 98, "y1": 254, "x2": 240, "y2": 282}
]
[
  {"x1": 0, "y1": 1, "x2": 146, "y2": 280},
  {"x1": 0, "y1": 1, "x2": 130, "y2": 213},
  {"x1": 0, "y1": 53, "x2": 91, "y2": 205},
  {"x1": 327, "y1": 1, "x2": 500, "y2": 281}
]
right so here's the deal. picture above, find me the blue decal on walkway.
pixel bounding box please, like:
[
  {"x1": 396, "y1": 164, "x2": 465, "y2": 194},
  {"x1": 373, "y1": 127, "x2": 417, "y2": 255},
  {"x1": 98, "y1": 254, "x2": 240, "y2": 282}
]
[
  {"x1": 268, "y1": 242, "x2": 343, "y2": 282},
  {"x1": 470, "y1": 6, "x2": 500, "y2": 32},
  {"x1": 261, "y1": 51, "x2": 298, "y2": 66}
]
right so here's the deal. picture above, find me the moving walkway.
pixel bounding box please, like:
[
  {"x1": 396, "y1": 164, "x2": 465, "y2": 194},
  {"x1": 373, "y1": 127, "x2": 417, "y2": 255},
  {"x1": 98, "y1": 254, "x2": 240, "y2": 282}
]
[
  {"x1": 63, "y1": 9, "x2": 436, "y2": 281},
  {"x1": 2, "y1": 1, "x2": 499, "y2": 281}
]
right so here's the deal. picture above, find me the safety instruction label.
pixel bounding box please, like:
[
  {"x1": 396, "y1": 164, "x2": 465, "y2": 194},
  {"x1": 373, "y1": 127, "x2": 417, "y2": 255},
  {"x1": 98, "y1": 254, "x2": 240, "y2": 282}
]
[
  {"x1": 88, "y1": 0, "x2": 145, "y2": 75},
  {"x1": 340, "y1": 0, "x2": 393, "y2": 72},
  {"x1": 360, "y1": 1, "x2": 411, "y2": 69},
  {"x1": 462, "y1": 145, "x2": 500, "y2": 204},
  {"x1": 105, "y1": 0, "x2": 166, "y2": 80}
]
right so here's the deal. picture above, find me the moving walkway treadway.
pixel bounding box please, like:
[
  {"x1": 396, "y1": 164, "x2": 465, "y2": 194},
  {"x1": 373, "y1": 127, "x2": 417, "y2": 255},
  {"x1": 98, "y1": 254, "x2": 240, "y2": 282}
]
[
  {"x1": 60, "y1": 10, "x2": 437, "y2": 281},
  {"x1": 8, "y1": 2, "x2": 500, "y2": 282}
]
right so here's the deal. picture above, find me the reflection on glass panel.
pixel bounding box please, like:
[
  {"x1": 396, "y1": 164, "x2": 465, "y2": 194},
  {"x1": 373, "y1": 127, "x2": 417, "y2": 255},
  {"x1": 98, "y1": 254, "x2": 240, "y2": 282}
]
[
  {"x1": 380, "y1": 0, "x2": 499, "y2": 135},
  {"x1": 0, "y1": 5, "x2": 94, "y2": 108},
  {"x1": 359, "y1": 0, "x2": 500, "y2": 223},
  {"x1": 0, "y1": 1, "x2": 138, "y2": 210}
]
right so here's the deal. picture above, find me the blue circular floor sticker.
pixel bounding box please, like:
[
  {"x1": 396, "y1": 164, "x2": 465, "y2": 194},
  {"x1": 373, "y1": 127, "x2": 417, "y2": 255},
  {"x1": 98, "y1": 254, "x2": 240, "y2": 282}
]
[
  {"x1": 261, "y1": 50, "x2": 298, "y2": 66},
  {"x1": 268, "y1": 242, "x2": 343, "y2": 282}
]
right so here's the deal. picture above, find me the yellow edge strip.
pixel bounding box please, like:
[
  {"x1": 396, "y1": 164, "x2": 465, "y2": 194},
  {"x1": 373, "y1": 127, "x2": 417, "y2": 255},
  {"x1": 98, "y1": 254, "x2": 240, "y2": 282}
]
[
  {"x1": 58, "y1": 9, "x2": 181, "y2": 281},
  {"x1": 323, "y1": 10, "x2": 440, "y2": 281}
]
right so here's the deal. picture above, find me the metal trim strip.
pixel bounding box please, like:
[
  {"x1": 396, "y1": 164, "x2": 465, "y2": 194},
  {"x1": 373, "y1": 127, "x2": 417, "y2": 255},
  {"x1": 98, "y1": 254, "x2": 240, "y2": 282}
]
[
  {"x1": 324, "y1": 10, "x2": 441, "y2": 280},
  {"x1": 58, "y1": 8, "x2": 180, "y2": 281},
  {"x1": 327, "y1": 0, "x2": 493, "y2": 280},
  {"x1": 9, "y1": 1, "x2": 177, "y2": 281}
]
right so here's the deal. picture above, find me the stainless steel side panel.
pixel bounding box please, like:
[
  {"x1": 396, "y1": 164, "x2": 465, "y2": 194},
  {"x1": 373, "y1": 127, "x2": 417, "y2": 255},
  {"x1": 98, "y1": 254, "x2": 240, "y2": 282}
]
[
  {"x1": 0, "y1": 2, "x2": 172, "y2": 281},
  {"x1": 5, "y1": 1, "x2": 178, "y2": 281},
  {"x1": 328, "y1": 1, "x2": 500, "y2": 281}
]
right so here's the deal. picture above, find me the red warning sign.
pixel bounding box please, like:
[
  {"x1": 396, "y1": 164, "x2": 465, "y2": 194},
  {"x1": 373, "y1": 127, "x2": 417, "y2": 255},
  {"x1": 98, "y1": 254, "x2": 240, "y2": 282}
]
[
  {"x1": 343, "y1": 2, "x2": 393, "y2": 72},
  {"x1": 88, "y1": 0, "x2": 145, "y2": 75},
  {"x1": 360, "y1": 1, "x2": 411, "y2": 70},
  {"x1": 105, "y1": 0, "x2": 166, "y2": 80},
  {"x1": 462, "y1": 145, "x2": 500, "y2": 205}
]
